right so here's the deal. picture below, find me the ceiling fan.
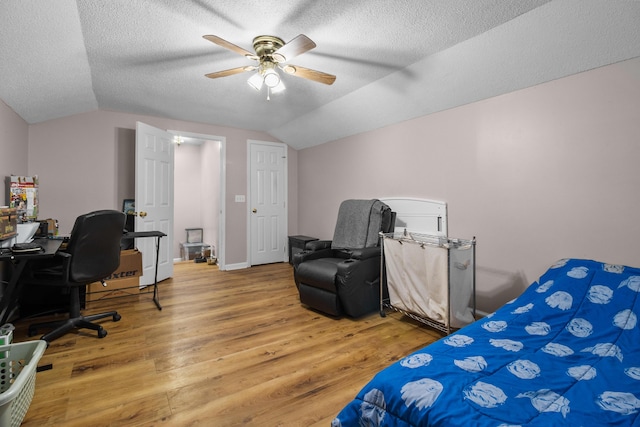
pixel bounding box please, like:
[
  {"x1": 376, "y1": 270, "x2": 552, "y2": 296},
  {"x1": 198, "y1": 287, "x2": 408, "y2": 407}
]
[{"x1": 203, "y1": 34, "x2": 336, "y2": 98}]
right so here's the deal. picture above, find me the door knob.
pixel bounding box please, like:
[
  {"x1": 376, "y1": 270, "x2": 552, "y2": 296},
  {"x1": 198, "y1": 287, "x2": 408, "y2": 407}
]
[
  {"x1": 139, "y1": 211, "x2": 148, "y2": 218},
  {"x1": 252, "y1": 208, "x2": 257, "y2": 213}
]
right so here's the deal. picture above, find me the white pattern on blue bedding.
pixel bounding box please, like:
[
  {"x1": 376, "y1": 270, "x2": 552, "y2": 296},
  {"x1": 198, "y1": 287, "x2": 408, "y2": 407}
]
[{"x1": 332, "y1": 259, "x2": 640, "y2": 426}]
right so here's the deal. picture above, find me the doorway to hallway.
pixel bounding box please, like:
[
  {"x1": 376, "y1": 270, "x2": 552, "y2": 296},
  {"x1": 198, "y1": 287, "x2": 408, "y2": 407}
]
[
  {"x1": 116, "y1": 128, "x2": 226, "y2": 270},
  {"x1": 171, "y1": 131, "x2": 225, "y2": 269}
]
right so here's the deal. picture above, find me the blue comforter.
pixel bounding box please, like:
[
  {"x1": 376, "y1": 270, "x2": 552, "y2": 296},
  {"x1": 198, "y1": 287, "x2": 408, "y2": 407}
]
[{"x1": 333, "y1": 259, "x2": 640, "y2": 426}]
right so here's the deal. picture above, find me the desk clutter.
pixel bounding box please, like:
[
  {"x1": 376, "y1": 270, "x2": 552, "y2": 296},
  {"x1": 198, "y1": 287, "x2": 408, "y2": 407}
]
[
  {"x1": 7, "y1": 175, "x2": 38, "y2": 223},
  {"x1": 0, "y1": 207, "x2": 17, "y2": 240},
  {"x1": 10, "y1": 242, "x2": 43, "y2": 254},
  {"x1": 1, "y1": 208, "x2": 58, "y2": 253}
]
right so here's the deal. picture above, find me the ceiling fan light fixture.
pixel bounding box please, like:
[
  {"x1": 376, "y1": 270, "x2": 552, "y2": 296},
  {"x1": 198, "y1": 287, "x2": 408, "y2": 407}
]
[
  {"x1": 272, "y1": 53, "x2": 286, "y2": 63},
  {"x1": 204, "y1": 34, "x2": 337, "y2": 90},
  {"x1": 266, "y1": 79, "x2": 285, "y2": 101},
  {"x1": 271, "y1": 79, "x2": 286, "y2": 94},
  {"x1": 263, "y1": 67, "x2": 280, "y2": 88},
  {"x1": 247, "y1": 72, "x2": 263, "y2": 91}
]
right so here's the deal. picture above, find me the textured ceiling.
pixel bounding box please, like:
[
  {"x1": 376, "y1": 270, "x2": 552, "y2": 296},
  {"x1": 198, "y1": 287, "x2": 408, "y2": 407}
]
[{"x1": 1, "y1": 1, "x2": 639, "y2": 150}]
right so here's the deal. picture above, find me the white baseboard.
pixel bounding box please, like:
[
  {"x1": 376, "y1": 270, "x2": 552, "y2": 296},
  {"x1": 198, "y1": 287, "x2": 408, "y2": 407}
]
[
  {"x1": 222, "y1": 262, "x2": 249, "y2": 271},
  {"x1": 172, "y1": 257, "x2": 247, "y2": 271}
]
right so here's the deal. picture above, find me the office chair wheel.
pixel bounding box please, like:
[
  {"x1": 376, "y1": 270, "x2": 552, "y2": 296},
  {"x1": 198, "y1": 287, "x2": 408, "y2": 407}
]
[
  {"x1": 28, "y1": 326, "x2": 38, "y2": 337},
  {"x1": 113, "y1": 313, "x2": 122, "y2": 322},
  {"x1": 97, "y1": 327, "x2": 107, "y2": 338}
]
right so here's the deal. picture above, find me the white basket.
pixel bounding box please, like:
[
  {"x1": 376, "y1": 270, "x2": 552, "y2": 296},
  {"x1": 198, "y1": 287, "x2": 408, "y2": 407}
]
[{"x1": 0, "y1": 341, "x2": 47, "y2": 427}]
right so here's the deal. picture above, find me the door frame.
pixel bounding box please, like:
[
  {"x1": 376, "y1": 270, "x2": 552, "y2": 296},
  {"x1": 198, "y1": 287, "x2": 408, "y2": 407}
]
[
  {"x1": 246, "y1": 139, "x2": 288, "y2": 266},
  {"x1": 169, "y1": 130, "x2": 227, "y2": 270}
]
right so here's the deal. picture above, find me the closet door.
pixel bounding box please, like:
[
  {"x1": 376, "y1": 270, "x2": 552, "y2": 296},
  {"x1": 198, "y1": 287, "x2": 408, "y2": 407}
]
[{"x1": 248, "y1": 140, "x2": 287, "y2": 265}]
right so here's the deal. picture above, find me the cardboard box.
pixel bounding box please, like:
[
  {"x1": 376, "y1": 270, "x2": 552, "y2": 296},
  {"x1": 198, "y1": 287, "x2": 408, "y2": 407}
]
[
  {"x1": 0, "y1": 207, "x2": 17, "y2": 240},
  {"x1": 86, "y1": 249, "x2": 142, "y2": 302}
]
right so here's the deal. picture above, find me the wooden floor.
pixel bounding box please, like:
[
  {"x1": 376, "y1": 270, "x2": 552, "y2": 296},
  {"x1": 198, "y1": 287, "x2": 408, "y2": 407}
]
[{"x1": 13, "y1": 261, "x2": 442, "y2": 426}]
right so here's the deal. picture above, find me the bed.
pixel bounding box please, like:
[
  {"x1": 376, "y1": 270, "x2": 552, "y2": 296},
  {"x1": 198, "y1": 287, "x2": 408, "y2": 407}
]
[{"x1": 333, "y1": 258, "x2": 640, "y2": 426}]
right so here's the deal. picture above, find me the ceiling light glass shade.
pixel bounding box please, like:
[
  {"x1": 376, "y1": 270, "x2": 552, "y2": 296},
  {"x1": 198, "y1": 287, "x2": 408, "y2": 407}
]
[
  {"x1": 247, "y1": 72, "x2": 263, "y2": 91},
  {"x1": 263, "y1": 68, "x2": 280, "y2": 88},
  {"x1": 271, "y1": 79, "x2": 285, "y2": 93}
]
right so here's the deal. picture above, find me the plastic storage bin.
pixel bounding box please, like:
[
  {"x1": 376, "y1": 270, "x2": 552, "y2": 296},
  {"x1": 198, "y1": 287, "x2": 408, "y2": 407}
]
[
  {"x1": 185, "y1": 228, "x2": 203, "y2": 243},
  {"x1": 180, "y1": 243, "x2": 212, "y2": 261},
  {"x1": 0, "y1": 340, "x2": 47, "y2": 427}
]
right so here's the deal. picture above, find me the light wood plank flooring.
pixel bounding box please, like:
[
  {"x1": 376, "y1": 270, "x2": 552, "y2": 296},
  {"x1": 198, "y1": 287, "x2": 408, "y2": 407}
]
[{"x1": 13, "y1": 261, "x2": 442, "y2": 426}]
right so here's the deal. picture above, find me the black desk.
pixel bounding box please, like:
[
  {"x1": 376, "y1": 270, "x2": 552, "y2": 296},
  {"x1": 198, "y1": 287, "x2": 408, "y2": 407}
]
[
  {"x1": 121, "y1": 231, "x2": 166, "y2": 310},
  {"x1": 0, "y1": 238, "x2": 63, "y2": 325}
]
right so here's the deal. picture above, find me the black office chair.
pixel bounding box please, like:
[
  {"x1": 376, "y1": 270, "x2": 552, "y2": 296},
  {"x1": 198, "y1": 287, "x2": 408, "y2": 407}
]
[{"x1": 25, "y1": 210, "x2": 126, "y2": 343}]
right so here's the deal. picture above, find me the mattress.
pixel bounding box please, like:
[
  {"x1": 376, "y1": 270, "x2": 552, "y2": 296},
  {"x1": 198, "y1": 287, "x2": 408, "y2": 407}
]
[{"x1": 333, "y1": 258, "x2": 640, "y2": 426}]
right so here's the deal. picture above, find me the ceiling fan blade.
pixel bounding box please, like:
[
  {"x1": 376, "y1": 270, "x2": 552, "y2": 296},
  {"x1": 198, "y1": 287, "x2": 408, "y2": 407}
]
[
  {"x1": 283, "y1": 65, "x2": 336, "y2": 85},
  {"x1": 205, "y1": 66, "x2": 255, "y2": 79},
  {"x1": 203, "y1": 35, "x2": 256, "y2": 58},
  {"x1": 272, "y1": 34, "x2": 316, "y2": 62}
]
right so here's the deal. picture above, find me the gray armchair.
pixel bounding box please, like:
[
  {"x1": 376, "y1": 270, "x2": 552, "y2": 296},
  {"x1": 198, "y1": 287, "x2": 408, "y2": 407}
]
[{"x1": 293, "y1": 199, "x2": 394, "y2": 317}]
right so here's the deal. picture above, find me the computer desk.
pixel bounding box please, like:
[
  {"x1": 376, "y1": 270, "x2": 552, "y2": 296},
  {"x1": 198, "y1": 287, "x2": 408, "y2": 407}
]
[{"x1": 0, "y1": 238, "x2": 63, "y2": 325}]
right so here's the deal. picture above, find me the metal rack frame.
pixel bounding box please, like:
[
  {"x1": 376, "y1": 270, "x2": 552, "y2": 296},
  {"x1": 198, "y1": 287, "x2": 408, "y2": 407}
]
[{"x1": 379, "y1": 231, "x2": 476, "y2": 335}]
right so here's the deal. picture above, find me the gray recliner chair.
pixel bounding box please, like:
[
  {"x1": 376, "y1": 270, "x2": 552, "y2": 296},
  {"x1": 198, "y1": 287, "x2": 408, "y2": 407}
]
[{"x1": 293, "y1": 199, "x2": 394, "y2": 317}]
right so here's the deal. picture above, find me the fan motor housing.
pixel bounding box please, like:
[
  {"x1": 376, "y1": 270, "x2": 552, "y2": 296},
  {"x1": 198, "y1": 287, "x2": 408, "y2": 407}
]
[{"x1": 252, "y1": 35, "x2": 285, "y2": 58}]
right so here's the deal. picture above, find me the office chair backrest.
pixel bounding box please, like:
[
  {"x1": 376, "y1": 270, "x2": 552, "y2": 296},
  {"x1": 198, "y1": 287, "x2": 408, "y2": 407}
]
[{"x1": 65, "y1": 210, "x2": 126, "y2": 284}]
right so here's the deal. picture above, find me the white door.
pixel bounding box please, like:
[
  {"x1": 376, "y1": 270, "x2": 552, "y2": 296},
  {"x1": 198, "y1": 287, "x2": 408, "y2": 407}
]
[
  {"x1": 249, "y1": 140, "x2": 287, "y2": 265},
  {"x1": 135, "y1": 122, "x2": 174, "y2": 285}
]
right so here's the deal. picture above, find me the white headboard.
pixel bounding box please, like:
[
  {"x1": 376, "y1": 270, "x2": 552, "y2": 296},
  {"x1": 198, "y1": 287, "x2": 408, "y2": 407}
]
[{"x1": 380, "y1": 197, "x2": 447, "y2": 237}]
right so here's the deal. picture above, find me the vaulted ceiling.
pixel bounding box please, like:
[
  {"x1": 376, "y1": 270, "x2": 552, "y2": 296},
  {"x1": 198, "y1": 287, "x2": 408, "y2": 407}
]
[{"x1": 1, "y1": 1, "x2": 639, "y2": 150}]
